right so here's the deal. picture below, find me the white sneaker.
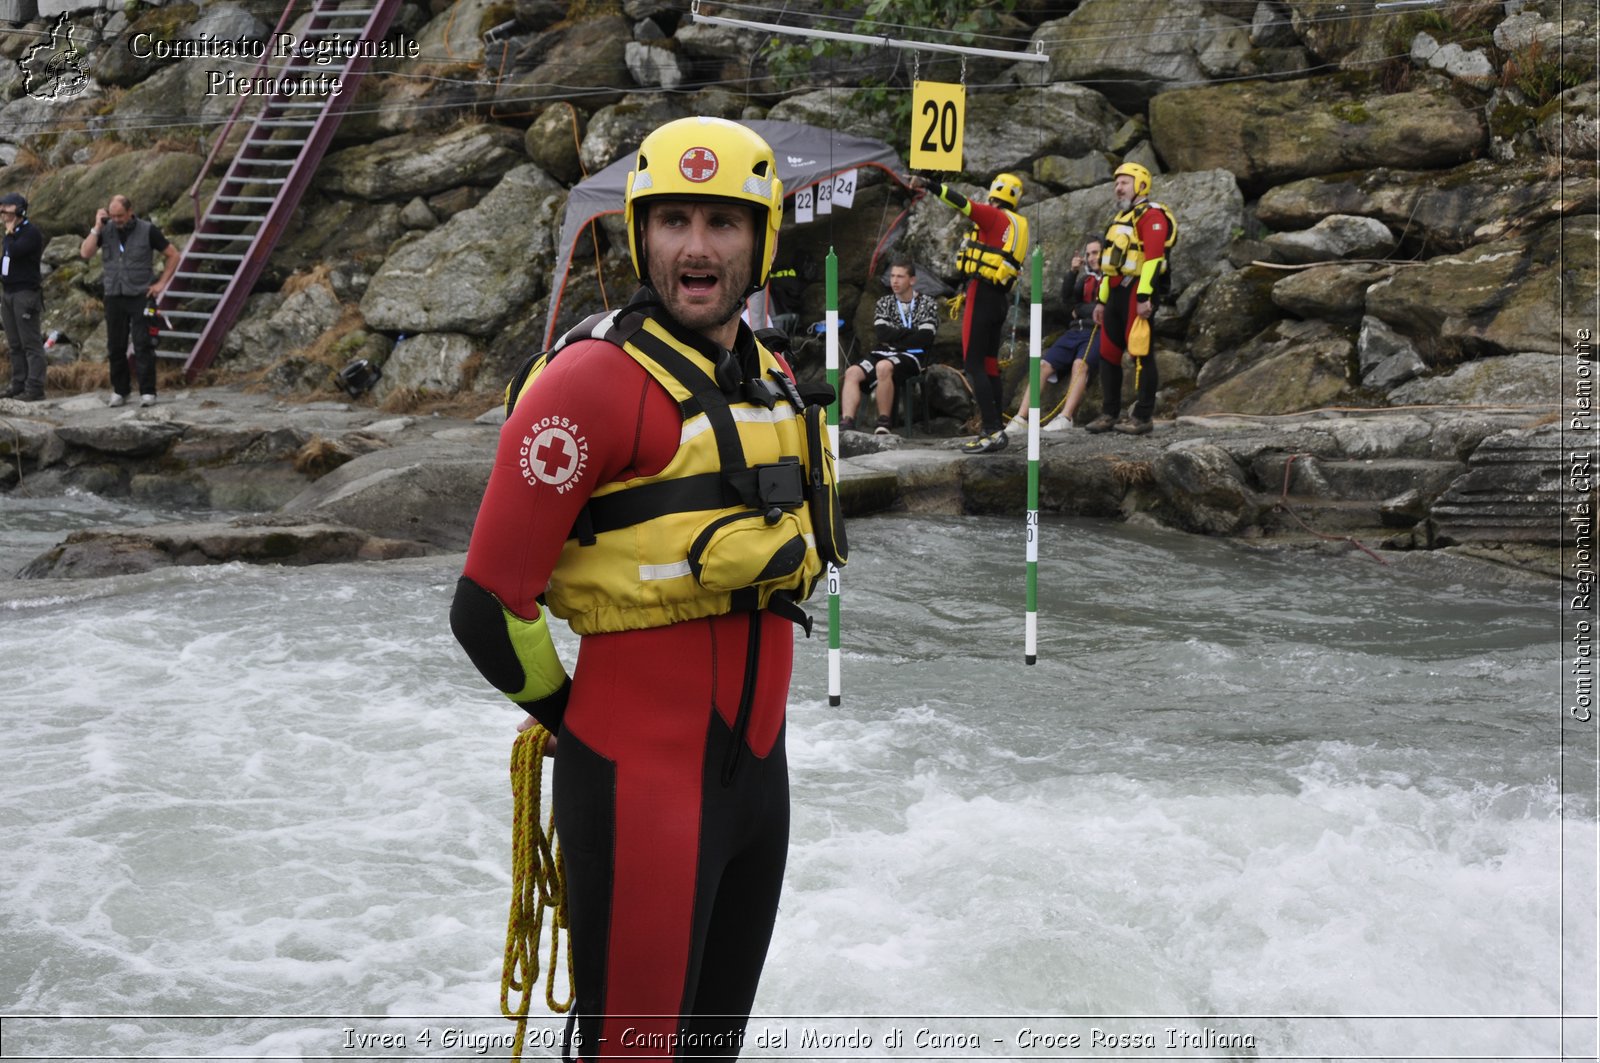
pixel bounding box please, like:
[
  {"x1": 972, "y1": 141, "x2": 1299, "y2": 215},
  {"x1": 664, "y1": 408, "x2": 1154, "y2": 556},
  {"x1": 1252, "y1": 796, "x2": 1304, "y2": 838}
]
[
  {"x1": 1005, "y1": 415, "x2": 1029, "y2": 435},
  {"x1": 139, "y1": 394, "x2": 156, "y2": 407},
  {"x1": 107, "y1": 393, "x2": 127, "y2": 407},
  {"x1": 1042, "y1": 414, "x2": 1073, "y2": 432}
]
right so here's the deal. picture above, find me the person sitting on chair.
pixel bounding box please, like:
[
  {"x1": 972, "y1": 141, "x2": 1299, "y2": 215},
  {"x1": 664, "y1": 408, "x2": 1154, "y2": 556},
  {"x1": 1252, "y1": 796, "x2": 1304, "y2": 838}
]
[{"x1": 839, "y1": 256, "x2": 937, "y2": 435}]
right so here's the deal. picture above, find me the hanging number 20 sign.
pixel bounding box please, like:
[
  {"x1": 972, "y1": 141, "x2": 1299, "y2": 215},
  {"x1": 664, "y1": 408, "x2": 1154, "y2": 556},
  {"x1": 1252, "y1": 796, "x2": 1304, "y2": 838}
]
[{"x1": 910, "y1": 80, "x2": 965, "y2": 171}]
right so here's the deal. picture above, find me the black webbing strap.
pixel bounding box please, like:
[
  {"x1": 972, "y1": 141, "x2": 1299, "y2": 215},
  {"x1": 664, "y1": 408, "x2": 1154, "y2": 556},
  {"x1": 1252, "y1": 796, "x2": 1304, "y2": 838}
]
[
  {"x1": 564, "y1": 316, "x2": 766, "y2": 544},
  {"x1": 627, "y1": 326, "x2": 750, "y2": 478},
  {"x1": 579, "y1": 471, "x2": 736, "y2": 539}
]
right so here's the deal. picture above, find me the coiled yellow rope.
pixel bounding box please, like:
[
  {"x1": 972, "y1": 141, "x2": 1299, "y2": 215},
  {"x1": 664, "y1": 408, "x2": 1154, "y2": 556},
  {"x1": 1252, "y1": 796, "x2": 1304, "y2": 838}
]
[{"x1": 501, "y1": 724, "x2": 573, "y2": 1061}]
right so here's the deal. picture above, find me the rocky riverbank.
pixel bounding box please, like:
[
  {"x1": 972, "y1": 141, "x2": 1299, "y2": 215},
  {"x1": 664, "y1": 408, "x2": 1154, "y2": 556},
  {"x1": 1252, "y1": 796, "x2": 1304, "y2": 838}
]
[
  {"x1": 0, "y1": 0, "x2": 1594, "y2": 583},
  {"x1": 0, "y1": 382, "x2": 1576, "y2": 583}
]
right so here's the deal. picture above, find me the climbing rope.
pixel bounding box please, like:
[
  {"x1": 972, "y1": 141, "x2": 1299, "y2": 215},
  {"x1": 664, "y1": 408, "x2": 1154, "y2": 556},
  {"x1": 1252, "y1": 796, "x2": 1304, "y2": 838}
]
[
  {"x1": 995, "y1": 282, "x2": 1027, "y2": 370},
  {"x1": 501, "y1": 724, "x2": 573, "y2": 1061}
]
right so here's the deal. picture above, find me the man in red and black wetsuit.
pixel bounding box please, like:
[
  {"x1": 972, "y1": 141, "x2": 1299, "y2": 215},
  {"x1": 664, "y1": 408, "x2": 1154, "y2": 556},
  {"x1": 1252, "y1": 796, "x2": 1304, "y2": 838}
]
[
  {"x1": 452, "y1": 117, "x2": 834, "y2": 1060},
  {"x1": 910, "y1": 172, "x2": 1030, "y2": 454},
  {"x1": 1086, "y1": 161, "x2": 1176, "y2": 437}
]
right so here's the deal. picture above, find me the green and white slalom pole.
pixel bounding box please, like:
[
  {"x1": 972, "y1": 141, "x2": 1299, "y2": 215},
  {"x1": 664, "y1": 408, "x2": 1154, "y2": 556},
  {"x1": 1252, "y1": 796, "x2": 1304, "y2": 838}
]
[
  {"x1": 1025, "y1": 247, "x2": 1043, "y2": 666},
  {"x1": 825, "y1": 249, "x2": 843, "y2": 705}
]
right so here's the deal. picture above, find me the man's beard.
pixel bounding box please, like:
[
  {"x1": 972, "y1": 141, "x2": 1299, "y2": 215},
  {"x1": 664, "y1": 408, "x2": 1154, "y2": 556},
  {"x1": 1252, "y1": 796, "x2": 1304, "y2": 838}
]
[{"x1": 649, "y1": 255, "x2": 753, "y2": 335}]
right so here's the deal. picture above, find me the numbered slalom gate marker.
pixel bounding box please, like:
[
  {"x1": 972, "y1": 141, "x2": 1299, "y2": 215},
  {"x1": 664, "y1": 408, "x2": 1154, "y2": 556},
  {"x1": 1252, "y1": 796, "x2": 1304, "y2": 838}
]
[{"x1": 910, "y1": 80, "x2": 965, "y2": 171}]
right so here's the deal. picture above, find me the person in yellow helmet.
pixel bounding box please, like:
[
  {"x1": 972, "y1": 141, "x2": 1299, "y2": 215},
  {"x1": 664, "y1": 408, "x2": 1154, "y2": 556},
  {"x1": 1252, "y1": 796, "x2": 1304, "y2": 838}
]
[
  {"x1": 1085, "y1": 161, "x2": 1176, "y2": 436},
  {"x1": 452, "y1": 116, "x2": 844, "y2": 1060},
  {"x1": 909, "y1": 170, "x2": 1030, "y2": 454}
]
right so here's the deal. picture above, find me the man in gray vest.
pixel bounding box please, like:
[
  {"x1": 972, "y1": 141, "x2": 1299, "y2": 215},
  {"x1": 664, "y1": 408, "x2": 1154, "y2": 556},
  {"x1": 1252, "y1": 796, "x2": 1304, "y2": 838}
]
[{"x1": 79, "y1": 194, "x2": 178, "y2": 407}]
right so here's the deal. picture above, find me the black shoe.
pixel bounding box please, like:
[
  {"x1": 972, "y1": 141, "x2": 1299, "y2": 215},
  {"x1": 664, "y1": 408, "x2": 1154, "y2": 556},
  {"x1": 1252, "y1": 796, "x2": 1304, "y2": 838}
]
[
  {"x1": 1114, "y1": 417, "x2": 1153, "y2": 436},
  {"x1": 19, "y1": 391, "x2": 44, "y2": 402},
  {"x1": 1, "y1": 384, "x2": 22, "y2": 399},
  {"x1": 960, "y1": 429, "x2": 1009, "y2": 455},
  {"x1": 840, "y1": 416, "x2": 856, "y2": 431},
  {"x1": 874, "y1": 415, "x2": 892, "y2": 436},
  {"x1": 1085, "y1": 414, "x2": 1116, "y2": 434}
]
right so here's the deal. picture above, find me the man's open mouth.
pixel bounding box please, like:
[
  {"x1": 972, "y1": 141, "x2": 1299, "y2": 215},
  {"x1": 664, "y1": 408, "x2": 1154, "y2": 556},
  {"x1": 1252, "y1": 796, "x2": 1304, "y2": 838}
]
[{"x1": 681, "y1": 272, "x2": 718, "y2": 293}]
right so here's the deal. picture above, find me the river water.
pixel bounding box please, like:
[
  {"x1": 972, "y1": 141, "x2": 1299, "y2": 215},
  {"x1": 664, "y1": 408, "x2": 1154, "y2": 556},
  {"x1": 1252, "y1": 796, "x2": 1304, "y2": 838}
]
[{"x1": 1, "y1": 498, "x2": 1594, "y2": 1062}]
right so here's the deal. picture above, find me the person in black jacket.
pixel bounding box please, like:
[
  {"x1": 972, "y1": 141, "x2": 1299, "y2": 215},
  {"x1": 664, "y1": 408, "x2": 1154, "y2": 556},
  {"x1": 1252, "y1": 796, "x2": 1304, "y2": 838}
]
[
  {"x1": 839, "y1": 256, "x2": 938, "y2": 434},
  {"x1": 0, "y1": 193, "x2": 47, "y2": 401}
]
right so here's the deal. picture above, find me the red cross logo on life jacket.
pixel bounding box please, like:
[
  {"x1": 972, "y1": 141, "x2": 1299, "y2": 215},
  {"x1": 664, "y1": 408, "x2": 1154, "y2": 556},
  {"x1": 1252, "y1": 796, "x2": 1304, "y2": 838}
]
[{"x1": 679, "y1": 147, "x2": 718, "y2": 183}]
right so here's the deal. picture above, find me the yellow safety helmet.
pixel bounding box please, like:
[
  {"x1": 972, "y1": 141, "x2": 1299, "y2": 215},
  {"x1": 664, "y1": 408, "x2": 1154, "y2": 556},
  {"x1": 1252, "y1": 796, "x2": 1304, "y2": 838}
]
[
  {"x1": 1113, "y1": 161, "x2": 1152, "y2": 199},
  {"x1": 624, "y1": 116, "x2": 785, "y2": 291},
  {"x1": 988, "y1": 172, "x2": 1024, "y2": 208}
]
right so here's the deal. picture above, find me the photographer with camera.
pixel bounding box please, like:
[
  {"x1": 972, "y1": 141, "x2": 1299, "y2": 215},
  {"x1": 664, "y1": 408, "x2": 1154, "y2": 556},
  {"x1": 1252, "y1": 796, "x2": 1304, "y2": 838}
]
[{"x1": 1, "y1": 192, "x2": 46, "y2": 401}]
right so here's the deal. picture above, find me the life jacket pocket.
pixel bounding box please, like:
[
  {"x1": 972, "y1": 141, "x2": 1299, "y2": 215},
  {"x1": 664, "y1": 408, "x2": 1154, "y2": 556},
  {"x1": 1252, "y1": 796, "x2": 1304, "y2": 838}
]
[{"x1": 687, "y1": 509, "x2": 811, "y2": 592}]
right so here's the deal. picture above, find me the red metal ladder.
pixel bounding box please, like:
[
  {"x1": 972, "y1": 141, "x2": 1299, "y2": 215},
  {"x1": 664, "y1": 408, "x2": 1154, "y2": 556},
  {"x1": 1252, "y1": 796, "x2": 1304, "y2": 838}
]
[{"x1": 164, "y1": 0, "x2": 405, "y2": 380}]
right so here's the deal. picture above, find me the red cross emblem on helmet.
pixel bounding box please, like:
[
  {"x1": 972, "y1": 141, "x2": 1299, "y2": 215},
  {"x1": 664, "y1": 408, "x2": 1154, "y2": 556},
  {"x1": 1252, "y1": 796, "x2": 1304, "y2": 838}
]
[{"x1": 679, "y1": 147, "x2": 718, "y2": 183}]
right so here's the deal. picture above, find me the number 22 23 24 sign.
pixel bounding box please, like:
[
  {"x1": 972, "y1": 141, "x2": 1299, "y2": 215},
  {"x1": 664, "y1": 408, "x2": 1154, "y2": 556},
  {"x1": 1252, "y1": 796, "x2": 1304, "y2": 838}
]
[{"x1": 910, "y1": 80, "x2": 965, "y2": 171}]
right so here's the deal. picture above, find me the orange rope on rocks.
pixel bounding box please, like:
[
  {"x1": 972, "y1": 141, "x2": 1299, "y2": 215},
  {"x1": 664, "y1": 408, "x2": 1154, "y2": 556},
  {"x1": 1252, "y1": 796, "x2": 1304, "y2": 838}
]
[{"x1": 1276, "y1": 453, "x2": 1389, "y2": 565}]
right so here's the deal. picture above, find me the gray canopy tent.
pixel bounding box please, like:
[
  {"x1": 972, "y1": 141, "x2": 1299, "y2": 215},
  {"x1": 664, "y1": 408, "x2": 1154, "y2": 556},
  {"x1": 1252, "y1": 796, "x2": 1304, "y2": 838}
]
[{"x1": 543, "y1": 120, "x2": 909, "y2": 347}]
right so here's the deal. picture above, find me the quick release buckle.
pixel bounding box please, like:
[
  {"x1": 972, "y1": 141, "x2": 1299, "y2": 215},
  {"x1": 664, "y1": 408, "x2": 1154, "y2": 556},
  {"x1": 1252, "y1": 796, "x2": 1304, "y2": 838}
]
[{"x1": 756, "y1": 458, "x2": 805, "y2": 522}]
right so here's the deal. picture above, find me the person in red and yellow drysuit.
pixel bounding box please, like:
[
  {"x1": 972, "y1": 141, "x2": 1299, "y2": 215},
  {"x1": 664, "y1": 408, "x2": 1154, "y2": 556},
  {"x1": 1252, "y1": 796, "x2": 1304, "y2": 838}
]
[
  {"x1": 1086, "y1": 161, "x2": 1177, "y2": 437},
  {"x1": 911, "y1": 172, "x2": 1030, "y2": 454},
  {"x1": 452, "y1": 117, "x2": 844, "y2": 1061}
]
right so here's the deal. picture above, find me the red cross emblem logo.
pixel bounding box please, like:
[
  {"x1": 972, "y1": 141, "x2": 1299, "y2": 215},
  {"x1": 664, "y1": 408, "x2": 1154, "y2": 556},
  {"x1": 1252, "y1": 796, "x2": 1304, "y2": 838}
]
[
  {"x1": 526, "y1": 425, "x2": 584, "y2": 488},
  {"x1": 679, "y1": 147, "x2": 718, "y2": 183}
]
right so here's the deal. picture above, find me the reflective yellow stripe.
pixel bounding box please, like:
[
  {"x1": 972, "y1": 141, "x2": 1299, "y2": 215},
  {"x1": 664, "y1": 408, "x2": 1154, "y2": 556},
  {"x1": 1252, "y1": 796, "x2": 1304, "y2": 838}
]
[{"x1": 680, "y1": 405, "x2": 799, "y2": 446}]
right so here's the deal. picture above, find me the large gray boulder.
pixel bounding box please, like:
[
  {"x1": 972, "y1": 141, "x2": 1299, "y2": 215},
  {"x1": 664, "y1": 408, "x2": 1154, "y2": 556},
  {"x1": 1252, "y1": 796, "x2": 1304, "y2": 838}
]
[
  {"x1": 1152, "y1": 440, "x2": 1258, "y2": 535},
  {"x1": 766, "y1": 89, "x2": 903, "y2": 151},
  {"x1": 360, "y1": 164, "x2": 567, "y2": 336},
  {"x1": 1357, "y1": 315, "x2": 1427, "y2": 390},
  {"x1": 958, "y1": 83, "x2": 1127, "y2": 177},
  {"x1": 18, "y1": 517, "x2": 425, "y2": 579},
  {"x1": 1185, "y1": 266, "x2": 1281, "y2": 365},
  {"x1": 579, "y1": 95, "x2": 692, "y2": 174},
  {"x1": 1389, "y1": 352, "x2": 1564, "y2": 407},
  {"x1": 1262, "y1": 215, "x2": 1396, "y2": 265},
  {"x1": 1032, "y1": 0, "x2": 1252, "y2": 110},
  {"x1": 25, "y1": 149, "x2": 203, "y2": 236},
  {"x1": 268, "y1": 195, "x2": 406, "y2": 281},
  {"x1": 1256, "y1": 159, "x2": 1597, "y2": 253},
  {"x1": 376, "y1": 332, "x2": 480, "y2": 398},
  {"x1": 1541, "y1": 81, "x2": 1600, "y2": 159},
  {"x1": 1150, "y1": 77, "x2": 1485, "y2": 192},
  {"x1": 625, "y1": 40, "x2": 689, "y2": 90},
  {"x1": 221, "y1": 272, "x2": 346, "y2": 371},
  {"x1": 671, "y1": 19, "x2": 777, "y2": 97},
  {"x1": 318, "y1": 124, "x2": 527, "y2": 200},
  {"x1": 1364, "y1": 217, "x2": 1591, "y2": 360},
  {"x1": 411, "y1": 0, "x2": 497, "y2": 67},
  {"x1": 1182, "y1": 318, "x2": 1357, "y2": 415},
  {"x1": 1270, "y1": 262, "x2": 1395, "y2": 327},
  {"x1": 495, "y1": 16, "x2": 633, "y2": 110},
  {"x1": 525, "y1": 104, "x2": 585, "y2": 186},
  {"x1": 1279, "y1": 0, "x2": 1407, "y2": 67},
  {"x1": 281, "y1": 441, "x2": 492, "y2": 550}
]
